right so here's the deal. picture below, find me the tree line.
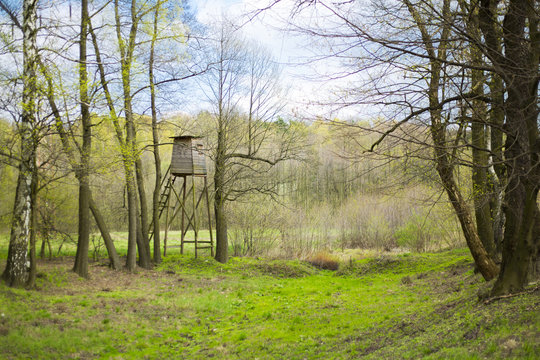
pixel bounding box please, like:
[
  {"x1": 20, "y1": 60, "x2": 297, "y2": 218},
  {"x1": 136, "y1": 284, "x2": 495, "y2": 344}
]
[{"x1": 0, "y1": 0, "x2": 538, "y2": 298}]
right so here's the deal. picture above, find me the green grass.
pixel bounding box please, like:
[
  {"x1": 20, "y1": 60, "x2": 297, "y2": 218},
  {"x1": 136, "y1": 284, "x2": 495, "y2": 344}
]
[
  {"x1": 0, "y1": 230, "x2": 216, "y2": 259},
  {"x1": 0, "y1": 249, "x2": 538, "y2": 359}
]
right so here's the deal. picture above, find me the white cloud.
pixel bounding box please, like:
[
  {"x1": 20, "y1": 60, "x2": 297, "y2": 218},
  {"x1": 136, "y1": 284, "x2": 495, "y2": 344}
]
[{"x1": 191, "y1": 0, "x2": 369, "y2": 121}]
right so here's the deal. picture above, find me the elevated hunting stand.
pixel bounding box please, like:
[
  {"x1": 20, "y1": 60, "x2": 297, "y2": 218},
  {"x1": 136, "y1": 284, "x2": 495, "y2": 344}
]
[{"x1": 150, "y1": 135, "x2": 214, "y2": 257}]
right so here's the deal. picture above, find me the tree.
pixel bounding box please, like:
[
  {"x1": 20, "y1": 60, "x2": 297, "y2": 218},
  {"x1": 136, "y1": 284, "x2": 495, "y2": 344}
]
[
  {"x1": 88, "y1": 0, "x2": 155, "y2": 270},
  {"x1": 264, "y1": 0, "x2": 538, "y2": 293},
  {"x1": 90, "y1": 0, "x2": 196, "y2": 268},
  {"x1": 149, "y1": 1, "x2": 162, "y2": 264},
  {"x1": 200, "y1": 19, "x2": 296, "y2": 263},
  {"x1": 72, "y1": 0, "x2": 92, "y2": 278},
  {"x1": 478, "y1": 0, "x2": 539, "y2": 295},
  {"x1": 0, "y1": 0, "x2": 38, "y2": 287}
]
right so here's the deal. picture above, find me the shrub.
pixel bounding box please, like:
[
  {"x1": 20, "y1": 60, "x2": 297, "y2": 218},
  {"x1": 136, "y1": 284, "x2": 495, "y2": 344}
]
[
  {"x1": 307, "y1": 251, "x2": 340, "y2": 270},
  {"x1": 394, "y1": 213, "x2": 432, "y2": 252}
]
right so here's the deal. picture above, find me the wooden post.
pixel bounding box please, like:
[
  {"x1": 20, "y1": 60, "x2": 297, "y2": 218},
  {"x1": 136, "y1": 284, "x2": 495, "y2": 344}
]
[
  {"x1": 163, "y1": 177, "x2": 172, "y2": 257},
  {"x1": 204, "y1": 176, "x2": 214, "y2": 257},
  {"x1": 193, "y1": 176, "x2": 198, "y2": 258},
  {"x1": 180, "y1": 176, "x2": 186, "y2": 254}
]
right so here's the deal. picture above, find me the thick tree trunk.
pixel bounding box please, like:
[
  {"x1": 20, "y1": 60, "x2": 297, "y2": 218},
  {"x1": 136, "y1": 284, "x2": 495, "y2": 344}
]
[
  {"x1": 73, "y1": 0, "x2": 91, "y2": 278},
  {"x1": 2, "y1": 0, "x2": 38, "y2": 288},
  {"x1": 491, "y1": 84, "x2": 539, "y2": 294},
  {"x1": 484, "y1": 0, "x2": 540, "y2": 295},
  {"x1": 214, "y1": 129, "x2": 228, "y2": 263},
  {"x1": 135, "y1": 158, "x2": 152, "y2": 267},
  {"x1": 214, "y1": 196, "x2": 228, "y2": 263}
]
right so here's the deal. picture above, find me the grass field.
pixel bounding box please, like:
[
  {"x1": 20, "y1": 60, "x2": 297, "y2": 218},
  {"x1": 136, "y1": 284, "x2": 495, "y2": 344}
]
[
  {"x1": 0, "y1": 248, "x2": 538, "y2": 359},
  {"x1": 0, "y1": 230, "x2": 215, "y2": 259}
]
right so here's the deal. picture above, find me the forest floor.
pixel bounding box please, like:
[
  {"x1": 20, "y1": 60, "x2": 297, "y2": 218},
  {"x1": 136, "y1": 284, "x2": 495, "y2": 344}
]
[{"x1": 0, "y1": 248, "x2": 538, "y2": 359}]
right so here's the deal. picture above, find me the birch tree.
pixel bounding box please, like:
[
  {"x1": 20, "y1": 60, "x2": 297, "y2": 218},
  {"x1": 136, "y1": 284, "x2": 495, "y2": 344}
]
[{"x1": 1, "y1": 0, "x2": 38, "y2": 287}]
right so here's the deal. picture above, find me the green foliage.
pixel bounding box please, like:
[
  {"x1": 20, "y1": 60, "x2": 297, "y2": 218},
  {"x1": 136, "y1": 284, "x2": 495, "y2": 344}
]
[{"x1": 394, "y1": 213, "x2": 432, "y2": 252}]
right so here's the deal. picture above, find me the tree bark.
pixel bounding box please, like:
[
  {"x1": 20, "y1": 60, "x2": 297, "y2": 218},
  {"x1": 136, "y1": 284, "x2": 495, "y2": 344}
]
[
  {"x1": 406, "y1": 0, "x2": 499, "y2": 280},
  {"x1": 431, "y1": 122, "x2": 500, "y2": 281},
  {"x1": 113, "y1": 0, "x2": 141, "y2": 272},
  {"x1": 477, "y1": 0, "x2": 540, "y2": 295},
  {"x1": 214, "y1": 128, "x2": 228, "y2": 263},
  {"x1": 89, "y1": 196, "x2": 121, "y2": 270},
  {"x1": 135, "y1": 158, "x2": 152, "y2": 268},
  {"x1": 73, "y1": 0, "x2": 91, "y2": 279},
  {"x1": 149, "y1": 3, "x2": 162, "y2": 264},
  {"x1": 469, "y1": 39, "x2": 496, "y2": 258},
  {"x1": 136, "y1": 203, "x2": 151, "y2": 269},
  {"x1": 2, "y1": 0, "x2": 38, "y2": 288},
  {"x1": 135, "y1": 169, "x2": 152, "y2": 269},
  {"x1": 214, "y1": 195, "x2": 228, "y2": 263},
  {"x1": 26, "y1": 157, "x2": 38, "y2": 288}
]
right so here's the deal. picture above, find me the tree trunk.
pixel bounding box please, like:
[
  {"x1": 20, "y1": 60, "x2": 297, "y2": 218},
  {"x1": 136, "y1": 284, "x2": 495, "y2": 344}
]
[
  {"x1": 125, "y1": 174, "x2": 138, "y2": 271},
  {"x1": 135, "y1": 158, "x2": 152, "y2": 267},
  {"x1": 89, "y1": 196, "x2": 121, "y2": 270},
  {"x1": 481, "y1": 0, "x2": 540, "y2": 296},
  {"x1": 39, "y1": 53, "x2": 121, "y2": 271},
  {"x1": 73, "y1": 0, "x2": 91, "y2": 279},
  {"x1": 406, "y1": 0, "x2": 499, "y2": 280},
  {"x1": 470, "y1": 53, "x2": 496, "y2": 258},
  {"x1": 113, "y1": 0, "x2": 142, "y2": 272},
  {"x1": 2, "y1": 0, "x2": 38, "y2": 288},
  {"x1": 214, "y1": 128, "x2": 228, "y2": 263},
  {"x1": 214, "y1": 196, "x2": 228, "y2": 263},
  {"x1": 26, "y1": 158, "x2": 38, "y2": 288},
  {"x1": 433, "y1": 142, "x2": 500, "y2": 281},
  {"x1": 149, "y1": 3, "x2": 162, "y2": 264},
  {"x1": 488, "y1": 74, "x2": 505, "y2": 252},
  {"x1": 136, "y1": 205, "x2": 151, "y2": 268},
  {"x1": 491, "y1": 83, "x2": 539, "y2": 294}
]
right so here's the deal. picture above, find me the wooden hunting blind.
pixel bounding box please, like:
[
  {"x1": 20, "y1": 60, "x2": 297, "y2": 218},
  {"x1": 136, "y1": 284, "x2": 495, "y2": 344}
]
[
  {"x1": 170, "y1": 136, "x2": 207, "y2": 176},
  {"x1": 148, "y1": 135, "x2": 214, "y2": 259}
]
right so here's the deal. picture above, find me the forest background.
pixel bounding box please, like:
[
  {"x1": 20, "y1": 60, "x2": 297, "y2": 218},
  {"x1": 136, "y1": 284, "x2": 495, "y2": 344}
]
[{"x1": 0, "y1": 0, "x2": 538, "y2": 299}]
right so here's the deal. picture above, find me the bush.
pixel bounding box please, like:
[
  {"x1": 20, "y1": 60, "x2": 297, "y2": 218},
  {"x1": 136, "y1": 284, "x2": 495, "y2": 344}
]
[
  {"x1": 393, "y1": 213, "x2": 431, "y2": 252},
  {"x1": 307, "y1": 251, "x2": 340, "y2": 270}
]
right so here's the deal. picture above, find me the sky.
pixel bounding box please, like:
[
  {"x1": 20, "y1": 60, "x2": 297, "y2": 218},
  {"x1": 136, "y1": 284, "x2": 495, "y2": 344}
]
[{"x1": 190, "y1": 0, "x2": 361, "y2": 121}]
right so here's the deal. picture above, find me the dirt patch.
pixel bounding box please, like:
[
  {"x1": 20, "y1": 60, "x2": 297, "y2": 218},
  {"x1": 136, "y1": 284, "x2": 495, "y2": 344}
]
[{"x1": 34, "y1": 257, "x2": 179, "y2": 295}]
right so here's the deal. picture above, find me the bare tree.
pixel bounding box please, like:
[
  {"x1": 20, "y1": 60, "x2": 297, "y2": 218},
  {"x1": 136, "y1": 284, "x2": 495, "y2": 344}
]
[
  {"x1": 200, "y1": 19, "x2": 298, "y2": 263},
  {"x1": 148, "y1": 1, "x2": 162, "y2": 264},
  {"x1": 261, "y1": 0, "x2": 538, "y2": 293},
  {"x1": 72, "y1": 0, "x2": 92, "y2": 278}
]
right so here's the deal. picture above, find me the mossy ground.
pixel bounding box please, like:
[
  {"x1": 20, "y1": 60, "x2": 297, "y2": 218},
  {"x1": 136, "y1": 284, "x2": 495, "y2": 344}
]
[{"x1": 0, "y1": 249, "x2": 538, "y2": 359}]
